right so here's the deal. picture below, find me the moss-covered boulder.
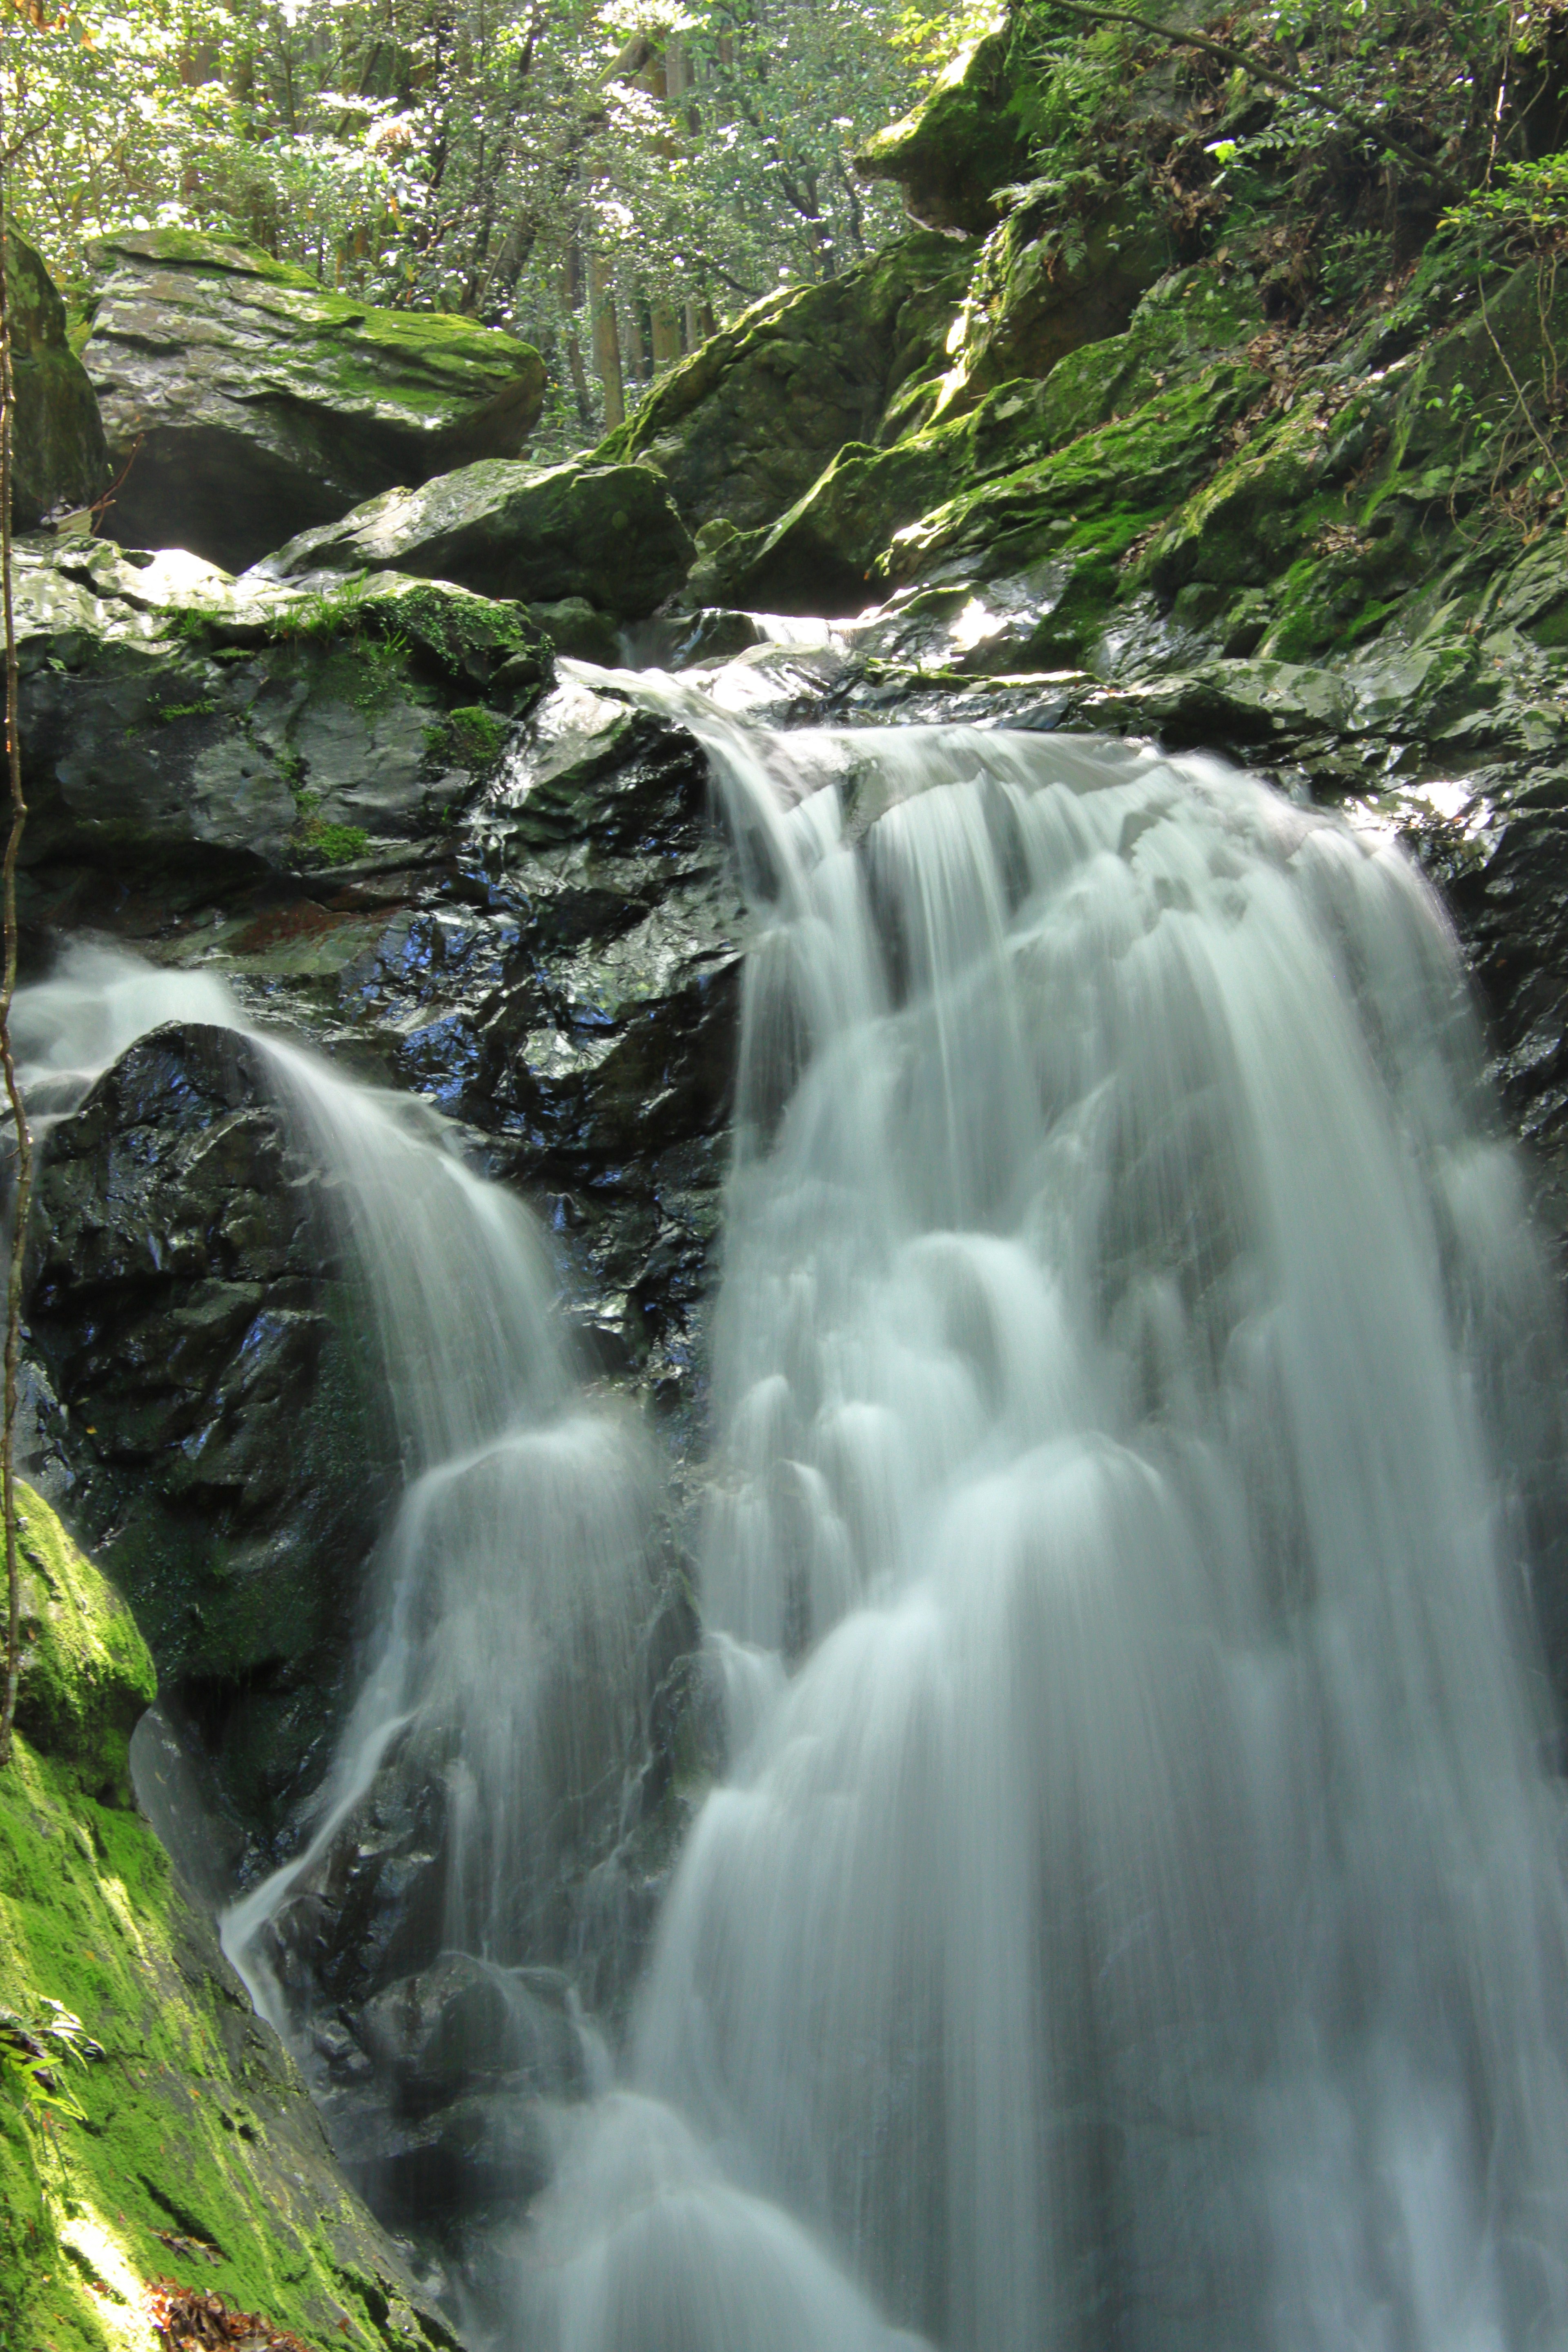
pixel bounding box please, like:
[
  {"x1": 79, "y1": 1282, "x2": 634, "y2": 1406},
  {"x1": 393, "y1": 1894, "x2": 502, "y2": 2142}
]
[
  {"x1": 855, "y1": 23, "x2": 1030, "y2": 236},
  {"x1": 933, "y1": 180, "x2": 1174, "y2": 423},
  {"x1": 9, "y1": 1485, "x2": 155, "y2": 1803},
  {"x1": 12, "y1": 541, "x2": 551, "y2": 886},
  {"x1": 704, "y1": 265, "x2": 1266, "y2": 613},
  {"x1": 7, "y1": 229, "x2": 109, "y2": 529},
  {"x1": 82, "y1": 229, "x2": 547, "y2": 572},
  {"x1": 257, "y1": 457, "x2": 692, "y2": 621},
  {"x1": 0, "y1": 1492, "x2": 453, "y2": 2352},
  {"x1": 592, "y1": 234, "x2": 971, "y2": 539}
]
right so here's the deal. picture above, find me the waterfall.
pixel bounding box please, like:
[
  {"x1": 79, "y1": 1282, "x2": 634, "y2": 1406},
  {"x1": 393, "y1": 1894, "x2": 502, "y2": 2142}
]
[
  {"x1": 19, "y1": 675, "x2": 1568, "y2": 2352},
  {"x1": 512, "y1": 692, "x2": 1568, "y2": 2352},
  {"x1": 11, "y1": 942, "x2": 657, "y2": 2014}
]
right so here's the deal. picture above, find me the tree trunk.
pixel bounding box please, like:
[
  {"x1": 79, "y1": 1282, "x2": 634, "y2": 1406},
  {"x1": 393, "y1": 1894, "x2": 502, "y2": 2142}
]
[{"x1": 589, "y1": 253, "x2": 625, "y2": 430}]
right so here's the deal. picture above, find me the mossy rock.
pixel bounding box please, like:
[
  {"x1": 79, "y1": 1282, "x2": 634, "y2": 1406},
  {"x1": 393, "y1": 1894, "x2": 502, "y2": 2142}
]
[
  {"x1": 725, "y1": 355, "x2": 1267, "y2": 625},
  {"x1": 592, "y1": 234, "x2": 973, "y2": 541},
  {"x1": 855, "y1": 23, "x2": 1030, "y2": 236},
  {"x1": 1138, "y1": 396, "x2": 1338, "y2": 593},
  {"x1": 7, "y1": 229, "x2": 109, "y2": 529},
  {"x1": 257, "y1": 458, "x2": 693, "y2": 622},
  {"x1": 9, "y1": 1483, "x2": 155, "y2": 1803},
  {"x1": 708, "y1": 266, "x2": 1267, "y2": 613},
  {"x1": 11, "y1": 543, "x2": 550, "y2": 884},
  {"x1": 82, "y1": 228, "x2": 546, "y2": 572},
  {"x1": 932, "y1": 183, "x2": 1174, "y2": 421},
  {"x1": 0, "y1": 1494, "x2": 452, "y2": 2352}
]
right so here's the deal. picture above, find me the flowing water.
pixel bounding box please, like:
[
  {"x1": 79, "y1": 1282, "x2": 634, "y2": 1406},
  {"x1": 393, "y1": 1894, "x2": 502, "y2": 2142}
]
[
  {"x1": 507, "y1": 690, "x2": 1568, "y2": 2352},
  {"x1": 12, "y1": 941, "x2": 657, "y2": 2024},
  {"x1": 20, "y1": 683, "x2": 1568, "y2": 2352}
]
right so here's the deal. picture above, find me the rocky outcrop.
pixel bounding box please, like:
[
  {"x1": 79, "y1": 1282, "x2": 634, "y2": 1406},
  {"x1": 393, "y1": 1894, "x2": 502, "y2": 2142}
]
[
  {"x1": 7, "y1": 230, "x2": 108, "y2": 530},
  {"x1": 855, "y1": 24, "x2": 1031, "y2": 236},
  {"x1": 592, "y1": 235, "x2": 972, "y2": 540},
  {"x1": 255, "y1": 457, "x2": 692, "y2": 623},
  {"x1": 703, "y1": 264, "x2": 1264, "y2": 617},
  {"x1": 29, "y1": 1026, "x2": 394, "y2": 1835},
  {"x1": 0, "y1": 1487, "x2": 452, "y2": 2352},
  {"x1": 83, "y1": 230, "x2": 547, "y2": 572},
  {"x1": 13, "y1": 541, "x2": 551, "y2": 891}
]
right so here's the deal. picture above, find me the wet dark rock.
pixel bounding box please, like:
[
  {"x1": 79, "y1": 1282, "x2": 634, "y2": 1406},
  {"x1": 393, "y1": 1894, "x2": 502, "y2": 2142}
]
[
  {"x1": 83, "y1": 229, "x2": 546, "y2": 572},
  {"x1": 7, "y1": 230, "x2": 108, "y2": 530},
  {"x1": 255, "y1": 459, "x2": 693, "y2": 623},
  {"x1": 29, "y1": 1022, "x2": 396, "y2": 1836},
  {"x1": 361, "y1": 1955, "x2": 582, "y2": 2102},
  {"x1": 12, "y1": 543, "x2": 551, "y2": 889}
]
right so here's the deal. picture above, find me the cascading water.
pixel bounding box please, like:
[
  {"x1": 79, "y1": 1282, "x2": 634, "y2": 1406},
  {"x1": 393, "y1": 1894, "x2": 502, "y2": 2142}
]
[
  {"x1": 11, "y1": 939, "x2": 657, "y2": 2075},
  {"x1": 18, "y1": 674, "x2": 1568, "y2": 2352},
  {"x1": 504, "y1": 689, "x2": 1568, "y2": 2352}
]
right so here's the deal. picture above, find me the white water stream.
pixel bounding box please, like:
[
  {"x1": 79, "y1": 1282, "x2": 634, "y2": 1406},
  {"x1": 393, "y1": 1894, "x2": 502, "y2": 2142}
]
[
  {"x1": 19, "y1": 685, "x2": 1568, "y2": 2352},
  {"x1": 13, "y1": 942, "x2": 656, "y2": 2005},
  {"x1": 508, "y1": 690, "x2": 1568, "y2": 2352}
]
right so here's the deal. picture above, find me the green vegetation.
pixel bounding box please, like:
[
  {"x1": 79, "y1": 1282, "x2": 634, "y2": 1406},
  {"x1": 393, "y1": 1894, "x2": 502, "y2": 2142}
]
[
  {"x1": 0, "y1": 1488, "x2": 439, "y2": 2352},
  {"x1": 4, "y1": 0, "x2": 977, "y2": 450},
  {"x1": 435, "y1": 706, "x2": 510, "y2": 767}
]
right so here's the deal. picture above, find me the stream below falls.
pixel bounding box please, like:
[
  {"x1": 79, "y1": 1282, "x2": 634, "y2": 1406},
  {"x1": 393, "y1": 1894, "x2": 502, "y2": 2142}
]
[{"x1": 19, "y1": 675, "x2": 1568, "y2": 2352}]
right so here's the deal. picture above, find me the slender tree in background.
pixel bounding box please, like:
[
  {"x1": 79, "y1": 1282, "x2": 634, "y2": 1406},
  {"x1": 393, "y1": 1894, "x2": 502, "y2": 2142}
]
[{"x1": 0, "y1": 44, "x2": 32, "y2": 1772}]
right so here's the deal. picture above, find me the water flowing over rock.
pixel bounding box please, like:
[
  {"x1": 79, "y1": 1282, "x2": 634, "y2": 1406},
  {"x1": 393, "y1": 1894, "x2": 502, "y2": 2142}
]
[
  {"x1": 501, "y1": 702, "x2": 1568, "y2": 2352},
  {"x1": 82, "y1": 230, "x2": 547, "y2": 571}
]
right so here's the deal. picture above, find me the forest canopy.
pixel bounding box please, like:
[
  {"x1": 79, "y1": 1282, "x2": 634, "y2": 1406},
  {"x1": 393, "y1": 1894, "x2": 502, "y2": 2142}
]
[{"x1": 1, "y1": 0, "x2": 984, "y2": 442}]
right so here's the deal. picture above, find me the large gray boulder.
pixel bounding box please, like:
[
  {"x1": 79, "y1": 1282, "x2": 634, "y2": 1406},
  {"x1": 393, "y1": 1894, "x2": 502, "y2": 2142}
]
[
  {"x1": 82, "y1": 229, "x2": 548, "y2": 571},
  {"x1": 255, "y1": 456, "x2": 694, "y2": 620},
  {"x1": 13, "y1": 540, "x2": 551, "y2": 885},
  {"x1": 7, "y1": 229, "x2": 108, "y2": 528}
]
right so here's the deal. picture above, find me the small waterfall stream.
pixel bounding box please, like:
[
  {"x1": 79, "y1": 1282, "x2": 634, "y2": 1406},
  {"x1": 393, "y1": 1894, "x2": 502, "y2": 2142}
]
[{"x1": 18, "y1": 682, "x2": 1568, "y2": 2351}]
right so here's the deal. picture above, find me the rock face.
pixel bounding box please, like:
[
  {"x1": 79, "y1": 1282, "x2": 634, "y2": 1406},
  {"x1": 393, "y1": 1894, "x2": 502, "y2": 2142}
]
[
  {"x1": 13, "y1": 541, "x2": 551, "y2": 890},
  {"x1": 29, "y1": 1025, "x2": 395, "y2": 1833},
  {"x1": 855, "y1": 25, "x2": 1031, "y2": 236},
  {"x1": 6, "y1": 230, "x2": 108, "y2": 529},
  {"x1": 593, "y1": 234, "x2": 972, "y2": 540},
  {"x1": 0, "y1": 1486, "x2": 452, "y2": 2352},
  {"x1": 256, "y1": 457, "x2": 693, "y2": 622},
  {"x1": 83, "y1": 230, "x2": 547, "y2": 571}
]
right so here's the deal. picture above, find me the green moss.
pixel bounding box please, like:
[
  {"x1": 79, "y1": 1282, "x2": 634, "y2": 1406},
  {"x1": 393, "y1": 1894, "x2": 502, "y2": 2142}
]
[
  {"x1": 299, "y1": 820, "x2": 370, "y2": 864},
  {"x1": 10, "y1": 1485, "x2": 156, "y2": 1805},
  {"x1": 434, "y1": 706, "x2": 508, "y2": 768},
  {"x1": 0, "y1": 1490, "x2": 445, "y2": 2352}
]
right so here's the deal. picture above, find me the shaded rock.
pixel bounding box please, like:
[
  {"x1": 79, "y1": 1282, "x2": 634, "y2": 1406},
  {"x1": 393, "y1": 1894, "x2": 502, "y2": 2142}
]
[
  {"x1": 13, "y1": 542, "x2": 551, "y2": 888},
  {"x1": 723, "y1": 355, "x2": 1267, "y2": 635},
  {"x1": 84, "y1": 228, "x2": 546, "y2": 571},
  {"x1": 29, "y1": 1023, "x2": 396, "y2": 1833},
  {"x1": 855, "y1": 26, "x2": 1031, "y2": 236},
  {"x1": 358, "y1": 1956, "x2": 583, "y2": 2115},
  {"x1": 256, "y1": 457, "x2": 692, "y2": 622},
  {"x1": 594, "y1": 234, "x2": 971, "y2": 539},
  {"x1": 6, "y1": 231, "x2": 108, "y2": 529},
  {"x1": 0, "y1": 1493, "x2": 452, "y2": 2352},
  {"x1": 933, "y1": 182, "x2": 1174, "y2": 422}
]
